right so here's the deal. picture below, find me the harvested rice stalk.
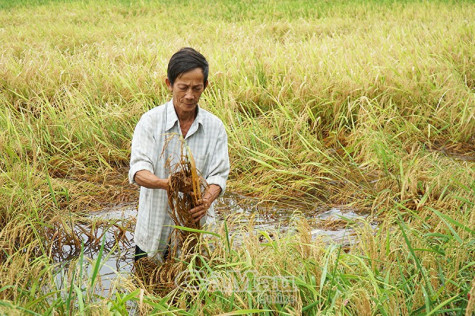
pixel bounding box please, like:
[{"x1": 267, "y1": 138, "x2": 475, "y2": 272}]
[
  {"x1": 187, "y1": 146, "x2": 202, "y2": 206},
  {"x1": 135, "y1": 135, "x2": 208, "y2": 291},
  {"x1": 167, "y1": 141, "x2": 207, "y2": 257},
  {"x1": 164, "y1": 136, "x2": 207, "y2": 262}
]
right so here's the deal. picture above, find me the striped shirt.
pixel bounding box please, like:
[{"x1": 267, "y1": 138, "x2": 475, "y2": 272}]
[{"x1": 129, "y1": 100, "x2": 230, "y2": 259}]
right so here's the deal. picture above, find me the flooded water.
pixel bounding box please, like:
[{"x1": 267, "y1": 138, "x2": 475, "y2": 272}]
[
  {"x1": 53, "y1": 208, "x2": 135, "y2": 296},
  {"x1": 213, "y1": 193, "x2": 371, "y2": 245},
  {"x1": 54, "y1": 193, "x2": 374, "y2": 296}
]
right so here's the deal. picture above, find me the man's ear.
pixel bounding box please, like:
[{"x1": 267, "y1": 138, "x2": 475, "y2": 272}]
[
  {"x1": 204, "y1": 80, "x2": 209, "y2": 90},
  {"x1": 165, "y1": 78, "x2": 173, "y2": 91}
]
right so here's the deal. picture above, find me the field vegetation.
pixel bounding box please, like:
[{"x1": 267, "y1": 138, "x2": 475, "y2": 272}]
[{"x1": 0, "y1": 0, "x2": 474, "y2": 314}]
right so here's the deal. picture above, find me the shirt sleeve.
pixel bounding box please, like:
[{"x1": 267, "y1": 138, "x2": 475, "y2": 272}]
[
  {"x1": 205, "y1": 123, "x2": 230, "y2": 195},
  {"x1": 129, "y1": 114, "x2": 156, "y2": 184}
]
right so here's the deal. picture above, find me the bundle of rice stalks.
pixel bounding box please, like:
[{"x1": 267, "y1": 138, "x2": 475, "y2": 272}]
[
  {"x1": 166, "y1": 143, "x2": 207, "y2": 258},
  {"x1": 137, "y1": 136, "x2": 208, "y2": 292}
]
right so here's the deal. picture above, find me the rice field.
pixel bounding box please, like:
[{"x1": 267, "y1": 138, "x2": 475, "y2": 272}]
[{"x1": 0, "y1": 0, "x2": 474, "y2": 314}]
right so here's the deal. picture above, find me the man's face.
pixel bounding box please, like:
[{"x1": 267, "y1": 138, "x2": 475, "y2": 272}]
[{"x1": 166, "y1": 68, "x2": 207, "y2": 116}]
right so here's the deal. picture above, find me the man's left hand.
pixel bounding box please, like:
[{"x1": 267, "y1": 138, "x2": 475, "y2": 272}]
[
  {"x1": 189, "y1": 198, "x2": 211, "y2": 223},
  {"x1": 189, "y1": 184, "x2": 222, "y2": 223}
]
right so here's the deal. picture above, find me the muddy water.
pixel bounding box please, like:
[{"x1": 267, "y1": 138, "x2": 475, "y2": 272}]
[{"x1": 55, "y1": 193, "x2": 373, "y2": 295}]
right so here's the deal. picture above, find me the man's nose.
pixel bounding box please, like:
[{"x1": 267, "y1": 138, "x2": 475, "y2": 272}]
[{"x1": 184, "y1": 88, "x2": 194, "y2": 99}]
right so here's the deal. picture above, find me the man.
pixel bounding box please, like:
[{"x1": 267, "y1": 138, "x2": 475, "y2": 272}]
[{"x1": 129, "y1": 47, "x2": 230, "y2": 262}]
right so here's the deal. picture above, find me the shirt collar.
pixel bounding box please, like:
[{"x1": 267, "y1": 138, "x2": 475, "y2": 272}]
[
  {"x1": 165, "y1": 99, "x2": 204, "y2": 133},
  {"x1": 165, "y1": 100, "x2": 178, "y2": 131}
]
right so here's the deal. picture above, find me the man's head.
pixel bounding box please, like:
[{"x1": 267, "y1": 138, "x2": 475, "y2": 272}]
[
  {"x1": 167, "y1": 47, "x2": 209, "y2": 87},
  {"x1": 166, "y1": 48, "x2": 209, "y2": 116}
]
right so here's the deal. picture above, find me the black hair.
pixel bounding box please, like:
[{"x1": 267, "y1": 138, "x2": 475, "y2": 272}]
[{"x1": 167, "y1": 47, "x2": 209, "y2": 86}]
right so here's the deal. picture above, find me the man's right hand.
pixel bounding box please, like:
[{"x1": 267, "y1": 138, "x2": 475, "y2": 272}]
[{"x1": 134, "y1": 170, "x2": 169, "y2": 190}]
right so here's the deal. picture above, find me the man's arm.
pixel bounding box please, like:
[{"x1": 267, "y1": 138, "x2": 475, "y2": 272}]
[
  {"x1": 189, "y1": 184, "x2": 221, "y2": 223},
  {"x1": 134, "y1": 170, "x2": 169, "y2": 190},
  {"x1": 129, "y1": 113, "x2": 159, "y2": 185}
]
